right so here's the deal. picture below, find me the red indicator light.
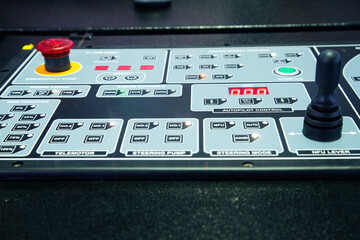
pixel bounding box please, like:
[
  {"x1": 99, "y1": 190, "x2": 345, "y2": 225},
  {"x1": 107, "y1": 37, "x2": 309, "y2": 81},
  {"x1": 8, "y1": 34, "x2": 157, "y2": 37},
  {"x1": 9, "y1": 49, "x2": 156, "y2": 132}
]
[
  {"x1": 200, "y1": 73, "x2": 207, "y2": 79},
  {"x1": 140, "y1": 65, "x2": 154, "y2": 70},
  {"x1": 229, "y1": 87, "x2": 269, "y2": 95},
  {"x1": 117, "y1": 65, "x2": 131, "y2": 70},
  {"x1": 94, "y1": 66, "x2": 109, "y2": 71}
]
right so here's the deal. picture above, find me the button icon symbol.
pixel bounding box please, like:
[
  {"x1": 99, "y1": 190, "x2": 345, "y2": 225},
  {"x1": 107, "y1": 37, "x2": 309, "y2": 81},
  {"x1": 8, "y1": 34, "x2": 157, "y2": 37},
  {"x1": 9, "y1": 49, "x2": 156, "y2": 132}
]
[{"x1": 102, "y1": 75, "x2": 118, "y2": 81}]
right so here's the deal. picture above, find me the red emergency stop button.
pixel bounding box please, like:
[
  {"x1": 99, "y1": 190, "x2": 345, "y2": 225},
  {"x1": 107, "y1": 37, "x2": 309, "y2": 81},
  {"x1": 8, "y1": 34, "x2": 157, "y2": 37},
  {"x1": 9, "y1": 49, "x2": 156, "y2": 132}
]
[{"x1": 36, "y1": 38, "x2": 74, "y2": 72}]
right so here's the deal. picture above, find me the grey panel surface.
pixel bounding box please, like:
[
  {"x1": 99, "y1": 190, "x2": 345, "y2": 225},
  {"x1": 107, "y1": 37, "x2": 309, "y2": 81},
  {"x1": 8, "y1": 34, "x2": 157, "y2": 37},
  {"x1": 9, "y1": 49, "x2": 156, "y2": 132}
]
[
  {"x1": 167, "y1": 47, "x2": 316, "y2": 83},
  {"x1": 343, "y1": 53, "x2": 360, "y2": 100},
  {"x1": 203, "y1": 117, "x2": 283, "y2": 156},
  {"x1": 0, "y1": 99, "x2": 60, "y2": 157},
  {"x1": 37, "y1": 119, "x2": 123, "y2": 157},
  {"x1": 12, "y1": 49, "x2": 168, "y2": 85},
  {"x1": 120, "y1": 118, "x2": 199, "y2": 157},
  {"x1": 191, "y1": 83, "x2": 311, "y2": 112}
]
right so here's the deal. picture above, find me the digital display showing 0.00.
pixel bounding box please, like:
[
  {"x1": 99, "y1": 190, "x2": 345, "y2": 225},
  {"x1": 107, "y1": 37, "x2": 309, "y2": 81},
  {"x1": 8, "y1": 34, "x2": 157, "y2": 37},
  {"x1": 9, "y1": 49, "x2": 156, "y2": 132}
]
[{"x1": 229, "y1": 87, "x2": 269, "y2": 95}]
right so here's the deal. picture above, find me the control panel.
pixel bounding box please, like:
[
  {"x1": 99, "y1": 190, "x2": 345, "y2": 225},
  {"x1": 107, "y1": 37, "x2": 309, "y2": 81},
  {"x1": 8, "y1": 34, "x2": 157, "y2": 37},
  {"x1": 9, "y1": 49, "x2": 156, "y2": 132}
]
[{"x1": 1, "y1": 40, "x2": 360, "y2": 179}]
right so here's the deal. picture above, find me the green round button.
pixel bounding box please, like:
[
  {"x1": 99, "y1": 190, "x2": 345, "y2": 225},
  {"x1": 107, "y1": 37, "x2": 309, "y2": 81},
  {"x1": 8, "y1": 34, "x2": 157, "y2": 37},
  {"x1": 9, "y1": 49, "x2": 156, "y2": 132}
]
[{"x1": 278, "y1": 67, "x2": 296, "y2": 73}]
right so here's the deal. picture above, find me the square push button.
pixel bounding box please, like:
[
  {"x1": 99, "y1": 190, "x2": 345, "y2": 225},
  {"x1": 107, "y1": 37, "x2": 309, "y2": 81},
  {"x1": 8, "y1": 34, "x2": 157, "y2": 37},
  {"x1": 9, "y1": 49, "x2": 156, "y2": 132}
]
[
  {"x1": 90, "y1": 122, "x2": 116, "y2": 130},
  {"x1": 165, "y1": 135, "x2": 183, "y2": 143},
  {"x1": 49, "y1": 135, "x2": 69, "y2": 144},
  {"x1": 84, "y1": 135, "x2": 104, "y2": 143},
  {"x1": 166, "y1": 122, "x2": 182, "y2": 129},
  {"x1": 11, "y1": 105, "x2": 36, "y2": 112},
  {"x1": 12, "y1": 123, "x2": 40, "y2": 131},
  {"x1": 60, "y1": 90, "x2": 75, "y2": 96},
  {"x1": 34, "y1": 90, "x2": 51, "y2": 96},
  {"x1": 19, "y1": 114, "x2": 46, "y2": 121},
  {"x1": 130, "y1": 135, "x2": 149, "y2": 143},
  {"x1": 90, "y1": 122, "x2": 106, "y2": 130},
  {"x1": 9, "y1": 90, "x2": 25, "y2": 96},
  {"x1": 134, "y1": 122, "x2": 150, "y2": 130},
  {"x1": 144, "y1": 55, "x2": 156, "y2": 60}
]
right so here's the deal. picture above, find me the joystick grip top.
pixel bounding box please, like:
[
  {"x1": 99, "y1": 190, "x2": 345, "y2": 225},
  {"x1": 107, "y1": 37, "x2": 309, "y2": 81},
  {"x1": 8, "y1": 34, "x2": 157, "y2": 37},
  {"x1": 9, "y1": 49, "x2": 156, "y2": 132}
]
[
  {"x1": 36, "y1": 38, "x2": 74, "y2": 72},
  {"x1": 302, "y1": 49, "x2": 343, "y2": 142},
  {"x1": 313, "y1": 49, "x2": 341, "y2": 110}
]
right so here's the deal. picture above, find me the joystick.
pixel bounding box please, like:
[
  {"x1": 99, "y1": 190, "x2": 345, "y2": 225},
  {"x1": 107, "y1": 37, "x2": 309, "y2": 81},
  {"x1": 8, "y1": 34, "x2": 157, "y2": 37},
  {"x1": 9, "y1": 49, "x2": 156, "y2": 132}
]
[
  {"x1": 36, "y1": 38, "x2": 74, "y2": 72},
  {"x1": 302, "y1": 50, "x2": 343, "y2": 142}
]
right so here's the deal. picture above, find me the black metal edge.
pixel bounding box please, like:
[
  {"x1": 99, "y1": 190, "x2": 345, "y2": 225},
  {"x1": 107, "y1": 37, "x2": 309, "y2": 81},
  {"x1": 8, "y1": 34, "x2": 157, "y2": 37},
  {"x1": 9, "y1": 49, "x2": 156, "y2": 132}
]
[
  {"x1": 2, "y1": 22, "x2": 360, "y2": 35},
  {"x1": 1, "y1": 168, "x2": 360, "y2": 181},
  {"x1": 0, "y1": 48, "x2": 34, "y2": 85}
]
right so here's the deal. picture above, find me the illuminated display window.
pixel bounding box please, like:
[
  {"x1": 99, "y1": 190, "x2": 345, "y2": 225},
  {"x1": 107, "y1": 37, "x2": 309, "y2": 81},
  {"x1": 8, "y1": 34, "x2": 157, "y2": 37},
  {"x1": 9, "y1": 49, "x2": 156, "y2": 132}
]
[{"x1": 229, "y1": 87, "x2": 269, "y2": 95}]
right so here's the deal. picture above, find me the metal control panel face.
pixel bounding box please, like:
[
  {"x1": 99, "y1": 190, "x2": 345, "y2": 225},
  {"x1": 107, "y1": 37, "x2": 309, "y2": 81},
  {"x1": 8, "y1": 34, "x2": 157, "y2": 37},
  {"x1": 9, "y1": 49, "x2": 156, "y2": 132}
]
[
  {"x1": 1, "y1": 45, "x2": 360, "y2": 179},
  {"x1": 167, "y1": 47, "x2": 316, "y2": 83},
  {"x1": 343, "y1": 54, "x2": 360, "y2": 101},
  {"x1": 191, "y1": 83, "x2": 311, "y2": 112},
  {"x1": 12, "y1": 49, "x2": 168, "y2": 85}
]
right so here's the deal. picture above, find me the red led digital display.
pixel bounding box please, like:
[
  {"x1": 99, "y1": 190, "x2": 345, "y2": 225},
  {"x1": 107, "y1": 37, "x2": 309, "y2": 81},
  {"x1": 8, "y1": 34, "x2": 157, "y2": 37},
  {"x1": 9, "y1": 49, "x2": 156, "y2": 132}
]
[{"x1": 229, "y1": 87, "x2": 269, "y2": 95}]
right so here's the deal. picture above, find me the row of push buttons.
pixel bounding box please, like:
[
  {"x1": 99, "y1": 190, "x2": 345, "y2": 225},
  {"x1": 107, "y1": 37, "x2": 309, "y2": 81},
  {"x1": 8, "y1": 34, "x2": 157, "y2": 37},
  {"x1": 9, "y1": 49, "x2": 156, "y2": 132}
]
[
  {"x1": 99, "y1": 55, "x2": 156, "y2": 61},
  {"x1": 1, "y1": 113, "x2": 45, "y2": 122},
  {"x1": 175, "y1": 54, "x2": 242, "y2": 60},
  {"x1": 130, "y1": 135, "x2": 183, "y2": 143},
  {"x1": 102, "y1": 88, "x2": 177, "y2": 96},
  {"x1": 55, "y1": 121, "x2": 117, "y2": 131},
  {"x1": 174, "y1": 64, "x2": 244, "y2": 70},
  {"x1": 94, "y1": 65, "x2": 154, "y2": 71},
  {"x1": 8, "y1": 89, "x2": 83, "y2": 97},
  {"x1": 258, "y1": 53, "x2": 303, "y2": 58},
  {"x1": 49, "y1": 135, "x2": 104, "y2": 144},
  {"x1": 133, "y1": 121, "x2": 192, "y2": 130},
  {"x1": 175, "y1": 52, "x2": 302, "y2": 60},
  {"x1": 97, "y1": 85, "x2": 182, "y2": 98},
  {"x1": 1, "y1": 86, "x2": 91, "y2": 99},
  {"x1": 203, "y1": 97, "x2": 298, "y2": 105},
  {"x1": 185, "y1": 74, "x2": 233, "y2": 80}
]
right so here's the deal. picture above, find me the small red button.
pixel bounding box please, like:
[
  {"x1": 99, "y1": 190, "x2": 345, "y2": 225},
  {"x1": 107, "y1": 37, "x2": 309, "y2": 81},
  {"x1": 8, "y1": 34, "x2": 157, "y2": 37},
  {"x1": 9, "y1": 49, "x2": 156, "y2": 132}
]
[
  {"x1": 94, "y1": 66, "x2": 109, "y2": 71},
  {"x1": 140, "y1": 65, "x2": 154, "y2": 70},
  {"x1": 118, "y1": 65, "x2": 131, "y2": 70}
]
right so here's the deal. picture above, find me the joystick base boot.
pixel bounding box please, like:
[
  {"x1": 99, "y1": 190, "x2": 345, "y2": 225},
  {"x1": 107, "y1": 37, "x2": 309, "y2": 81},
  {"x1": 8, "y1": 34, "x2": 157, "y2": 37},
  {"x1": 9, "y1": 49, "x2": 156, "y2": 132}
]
[
  {"x1": 302, "y1": 105, "x2": 343, "y2": 142},
  {"x1": 302, "y1": 121, "x2": 342, "y2": 142}
]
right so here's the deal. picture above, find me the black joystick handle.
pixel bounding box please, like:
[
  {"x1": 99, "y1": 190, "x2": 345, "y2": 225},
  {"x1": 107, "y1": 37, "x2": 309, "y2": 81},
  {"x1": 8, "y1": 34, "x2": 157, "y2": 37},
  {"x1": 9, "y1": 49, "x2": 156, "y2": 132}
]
[
  {"x1": 302, "y1": 50, "x2": 343, "y2": 142},
  {"x1": 312, "y1": 50, "x2": 341, "y2": 110}
]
